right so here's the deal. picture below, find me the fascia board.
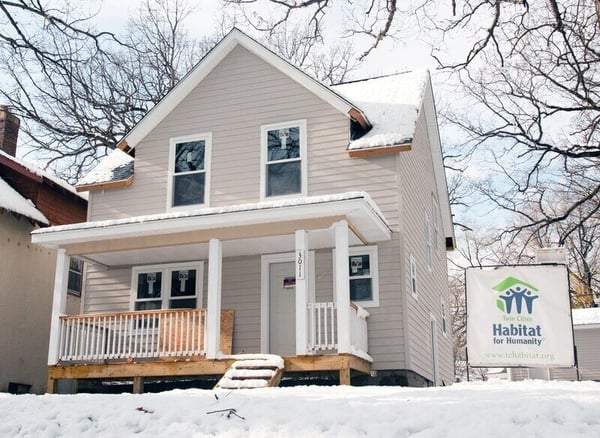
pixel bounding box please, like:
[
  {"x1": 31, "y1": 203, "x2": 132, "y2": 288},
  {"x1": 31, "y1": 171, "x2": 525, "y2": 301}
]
[
  {"x1": 423, "y1": 76, "x2": 455, "y2": 248},
  {"x1": 31, "y1": 197, "x2": 392, "y2": 248}
]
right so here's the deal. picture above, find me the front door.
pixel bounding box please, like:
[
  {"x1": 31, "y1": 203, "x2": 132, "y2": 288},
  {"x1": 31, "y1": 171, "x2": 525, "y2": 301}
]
[{"x1": 269, "y1": 261, "x2": 296, "y2": 355}]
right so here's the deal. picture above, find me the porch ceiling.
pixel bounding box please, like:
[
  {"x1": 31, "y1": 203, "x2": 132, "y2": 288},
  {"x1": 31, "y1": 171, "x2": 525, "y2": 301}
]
[{"x1": 31, "y1": 192, "x2": 392, "y2": 265}]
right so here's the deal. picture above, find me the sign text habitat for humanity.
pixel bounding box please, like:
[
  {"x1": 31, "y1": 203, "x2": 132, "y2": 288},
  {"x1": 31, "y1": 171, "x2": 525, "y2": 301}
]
[{"x1": 466, "y1": 265, "x2": 574, "y2": 368}]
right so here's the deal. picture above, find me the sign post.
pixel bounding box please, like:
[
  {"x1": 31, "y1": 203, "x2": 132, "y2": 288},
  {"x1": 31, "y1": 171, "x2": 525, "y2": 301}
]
[{"x1": 466, "y1": 265, "x2": 574, "y2": 368}]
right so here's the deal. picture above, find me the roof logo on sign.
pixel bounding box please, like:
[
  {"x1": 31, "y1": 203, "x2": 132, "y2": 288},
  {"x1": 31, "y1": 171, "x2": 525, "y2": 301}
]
[{"x1": 492, "y1": 277, "x2": 539, "y2": 315}]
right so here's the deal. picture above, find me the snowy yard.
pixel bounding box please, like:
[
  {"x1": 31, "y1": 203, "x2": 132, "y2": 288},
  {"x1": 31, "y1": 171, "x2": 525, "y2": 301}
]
[{"x1": 1, "y1": 380, "x2": 599, "y2": 437}]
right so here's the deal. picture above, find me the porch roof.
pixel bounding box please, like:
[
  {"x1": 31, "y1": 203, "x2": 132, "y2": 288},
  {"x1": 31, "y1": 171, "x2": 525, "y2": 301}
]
[{"x1": 31, "y1": 192, "x2": 391, "y2": 264}]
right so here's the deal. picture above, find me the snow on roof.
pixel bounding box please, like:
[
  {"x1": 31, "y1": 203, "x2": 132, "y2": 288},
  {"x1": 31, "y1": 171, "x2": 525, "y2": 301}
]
[
  {"x1": 0, "y1": 176, "x2": 49, "y2": 225},
  {"x1": 332, "y1": 71, "x2": 429, "y2": 150},
  {"x1": 572, "y1": 307, "x2": 600, "y2": 326},
  {"x1": 0, "y1": 149, "x2": 86, "y2": 200},
  {"x1": 77, "y1": 148, "x2": 134, "y2": 187},
  {"x1": 32, "y1": 191, "x2": 385, "y2": 235}
]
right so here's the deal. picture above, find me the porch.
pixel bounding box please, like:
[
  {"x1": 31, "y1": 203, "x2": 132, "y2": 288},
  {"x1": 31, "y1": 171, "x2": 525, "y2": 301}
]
[
  {"x1": 47, "y1": 304, "x2": 371, "y2": 393},
  {"x1": 32, "y1": 193, "x2": 391, "y2": 392}
]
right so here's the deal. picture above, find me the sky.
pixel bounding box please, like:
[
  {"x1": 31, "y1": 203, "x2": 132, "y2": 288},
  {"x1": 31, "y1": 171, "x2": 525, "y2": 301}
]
[{"x1": 1, "y1": 380, "x2": 599, "y2": 437}]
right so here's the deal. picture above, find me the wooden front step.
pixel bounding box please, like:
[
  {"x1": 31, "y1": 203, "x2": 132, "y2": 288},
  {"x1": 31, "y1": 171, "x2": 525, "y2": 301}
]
[{"x1": 215, "y1": 354, "x2": 284, "y2": 389}]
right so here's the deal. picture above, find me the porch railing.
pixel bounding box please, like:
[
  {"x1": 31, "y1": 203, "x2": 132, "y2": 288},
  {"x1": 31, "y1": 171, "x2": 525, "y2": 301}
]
[
  {"x1": 307, "y1": 302, "x2": 370, "y2": 359},
  {"x1": 58, "y1": 308, "x2": 206, "y2": 362}
]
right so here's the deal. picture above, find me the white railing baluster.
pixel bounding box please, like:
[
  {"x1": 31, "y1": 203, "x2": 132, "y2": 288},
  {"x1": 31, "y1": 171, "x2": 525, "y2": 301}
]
[{"x1": 57, "y1": 309, "x2": 209, "y2": 362}]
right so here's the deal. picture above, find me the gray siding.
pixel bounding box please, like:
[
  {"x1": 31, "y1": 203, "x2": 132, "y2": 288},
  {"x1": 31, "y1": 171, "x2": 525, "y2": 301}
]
[
  {"x1": 83, "y1": 266, "x2": 131, "y2": 314},
  {"x1": 221, "y1": 256, "x2": 261, "y2": 354},
  {"x1": 83, "y1": 44, "x2": 452, "y2": 377},
  {"x1": 397, "y1": 87, "x2": 454, "y2": 385}
]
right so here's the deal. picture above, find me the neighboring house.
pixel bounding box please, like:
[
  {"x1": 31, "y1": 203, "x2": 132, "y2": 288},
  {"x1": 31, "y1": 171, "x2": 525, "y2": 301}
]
[
  {"x1": 32, "y1": 29, "x2": 456, "y2": 393},
  {"x1": 0, "y1": 106, "x2": 87, "y2": 394},
  {"x1": 508, "y1": 307, "x2": 600, "y2": 382}
]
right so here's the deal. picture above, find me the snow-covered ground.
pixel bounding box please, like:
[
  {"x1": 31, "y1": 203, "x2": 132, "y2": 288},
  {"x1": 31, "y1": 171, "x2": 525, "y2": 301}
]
[{"x1": 1, "y1": 381, "x2": 599, "y2": 437}]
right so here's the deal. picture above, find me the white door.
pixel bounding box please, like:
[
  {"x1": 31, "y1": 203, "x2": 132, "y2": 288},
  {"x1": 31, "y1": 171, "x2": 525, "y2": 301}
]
[{"x1": 269, "y1": 261, "x2": 296, "y2": 355}]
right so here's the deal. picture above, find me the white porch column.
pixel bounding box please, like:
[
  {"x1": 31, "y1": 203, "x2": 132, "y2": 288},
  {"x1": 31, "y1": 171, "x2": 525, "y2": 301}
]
[
  {"x1": 334, "y1": 220, "x2": 351, "y2": 354},
  {"x1": 48, "y1": 249, "x2": 70, "y2": 365},
  {"x1": 295, "y1": 229, "x2": 308, "y2": 355},
  {"x1": 206, "y1": 238, "x2": 223, "y2": 359}
]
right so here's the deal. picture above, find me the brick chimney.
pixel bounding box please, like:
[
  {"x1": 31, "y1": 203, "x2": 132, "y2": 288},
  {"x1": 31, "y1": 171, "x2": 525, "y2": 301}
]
[{"x1": 0, "y1": 105, "x2": 20, "y2": 157}]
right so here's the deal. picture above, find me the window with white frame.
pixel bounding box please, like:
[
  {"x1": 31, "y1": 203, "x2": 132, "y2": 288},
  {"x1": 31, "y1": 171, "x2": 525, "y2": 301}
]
[
  {"x1": 347, "y1": 246, "x2": 379, "y2": 307},
  {"x1": 409, "y1": 255, "x2": 418, "y2": 298},
  {"x1": 168, "y1": 134, "x2": 211, "y2": 208},
  {"x1": 432, "y1": 195, "x2": 440, "y2": 253},
  {"x1": 67, "y1": 257, "x2": 83, "y2": 297},
  {"x1": 424, "y1": 212, "x2": 432, "y2": 270},
  {"x1": 131, "y1": 262, "x2": 204, "y2": 311},
  {"x1": 261, "y1": 120, "x2": 307, "y2": 199},
  {"x1": 441, "y1": 299, "x2": 448, "y2": 336}
]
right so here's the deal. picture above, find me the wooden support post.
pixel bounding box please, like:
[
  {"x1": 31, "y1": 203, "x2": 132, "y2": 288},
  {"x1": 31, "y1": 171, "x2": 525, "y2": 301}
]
[
  {"x1": 339, "y1": 367, "x2": 351, "y2": 386},
  {"x1": 46, "y1": 377, "x2": 57, "y2": 394},
  {"x1": 206, "y1": 239, "x2": 223, "y2": 359},
  {"x1": 133, "y1": 376, "x2": 144, "y2": 394},
  {"x1": 295, "y1": 229, "x2": 308, "y2": 355}
]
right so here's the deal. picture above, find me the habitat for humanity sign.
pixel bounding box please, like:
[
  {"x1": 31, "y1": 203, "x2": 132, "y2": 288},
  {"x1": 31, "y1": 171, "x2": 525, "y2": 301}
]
[{"x1": 466, "y1": 265, "x2": 574, "y2": 368}]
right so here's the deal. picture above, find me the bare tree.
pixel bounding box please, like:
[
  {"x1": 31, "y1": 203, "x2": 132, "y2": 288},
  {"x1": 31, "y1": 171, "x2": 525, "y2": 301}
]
[{"x1": 0, "y1": 0, "x2": 214, "y2": 181}]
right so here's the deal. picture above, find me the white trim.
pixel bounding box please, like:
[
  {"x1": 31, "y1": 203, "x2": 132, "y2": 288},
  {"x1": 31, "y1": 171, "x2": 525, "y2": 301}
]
[
  {"x1": 119, "y1": 29, "x2": 360, "y2": 150},
  {"x1": 260, "y1": 251, "x2": 316, "y2": 354},
  {"x1": 167, "y1": 132, "x2": 212, "y2": 211},
  {"x1": 333, "y1": 245, "x2": 380, "y2": 308},
  {"x1": 130, "y1": 261, "x2": 204, "y2": 310},
  {"x1": 32, "y1": 193, "x2": 392, "y2": 249},
  {"x1": 260, "y1": 119, "x2": 307, "y2": 201}
]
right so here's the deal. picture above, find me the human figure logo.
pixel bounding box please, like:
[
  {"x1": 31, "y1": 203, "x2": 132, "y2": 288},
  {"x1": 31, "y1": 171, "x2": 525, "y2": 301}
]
[{"x1": 492, "y1": 277, "x2": 539, "y2": 315}]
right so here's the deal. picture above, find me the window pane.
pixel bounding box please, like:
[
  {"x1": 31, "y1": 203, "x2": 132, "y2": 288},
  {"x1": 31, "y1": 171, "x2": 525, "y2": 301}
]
[
  {"x1": 171, "y1": 269, "x2": 196, "y2": 297},
  {"x1": 169, "y1": 298, "x2": 197, "y2": 309},
  {"x1": 175, "y1": 140, "x2": 205, "y2": 173},
  {"x1": 349, "y1": 255, "x2": 370, "y2": 277},
  {"x1": 173, "y1": 173, "x2": 205, "y2": 206},
  {"x1": 135, "y1": 300, "x2": 162, "y2": 311},
  {"x1": 350, "y1": 278, "x2": 373, "y2": 301},
  {"x1": 267, "y1": 127, "x2": 300, "y2": 162},
  {"x1": 267, "y1": 161, "x2": 301, "y2": 196},
  {"x1": 67, "y1": 271, "x2": 82, "y2": 295},
  {"x1": 137, "y1": 272, "x2": 162, "y2": 299}
]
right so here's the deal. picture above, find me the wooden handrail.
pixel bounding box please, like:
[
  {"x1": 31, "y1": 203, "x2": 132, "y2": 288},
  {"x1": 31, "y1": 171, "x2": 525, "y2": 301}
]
[{"x1": 59, "y1": 308, "x2": 205, "y2": 321}]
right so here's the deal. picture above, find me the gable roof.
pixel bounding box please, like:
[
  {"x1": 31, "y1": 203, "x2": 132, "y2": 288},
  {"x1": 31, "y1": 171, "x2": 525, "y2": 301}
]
[{"x1": 116, "y1": 27, "x2": 369, "y2": 153}]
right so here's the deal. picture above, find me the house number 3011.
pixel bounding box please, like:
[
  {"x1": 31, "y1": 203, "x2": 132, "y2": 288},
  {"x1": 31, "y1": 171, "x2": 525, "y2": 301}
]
[{"x1": 296, "y1": 250, "x2": 305, "y2": 280}]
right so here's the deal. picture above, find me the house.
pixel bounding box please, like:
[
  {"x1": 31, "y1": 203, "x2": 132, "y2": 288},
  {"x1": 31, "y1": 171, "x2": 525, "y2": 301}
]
[
  {"x1": 0, "y1": 105, "x2": 87, "y2": 394},
  {"x1": 508, "y1": 307, "x2": 600, "y2": 382},
  {"x1": 31, "y1": 29, "x2": 456, "y2": 393}
]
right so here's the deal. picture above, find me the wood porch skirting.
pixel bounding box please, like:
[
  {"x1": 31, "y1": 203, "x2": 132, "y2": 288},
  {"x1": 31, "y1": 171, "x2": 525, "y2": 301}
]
[{"x1": 47, "y1": 354, "x2": 371, "y2": 393}]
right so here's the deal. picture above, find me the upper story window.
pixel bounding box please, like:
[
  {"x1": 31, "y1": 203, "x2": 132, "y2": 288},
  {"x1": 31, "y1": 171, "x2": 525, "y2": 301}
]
[
  {"x1": 409, "y1": 254, "x2": 418, "y2": 298},
  {"x1": 131, "y1": 262, "x2": 204, "y2": 311},
  {"x1": 168, "y1": 133, "x2": 211, "y2": 209},
  {"x1": 424, "y1": 212, "x2": 432, "y2": 270},
  {"x1": 260, "y1": 120, "x2": 307, "y2": 199},
  {"x1": 432, "y1": 195, "x2": 440, "y2": 253}
]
